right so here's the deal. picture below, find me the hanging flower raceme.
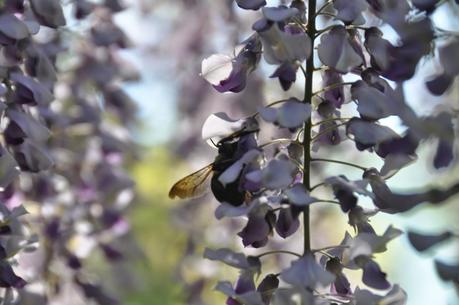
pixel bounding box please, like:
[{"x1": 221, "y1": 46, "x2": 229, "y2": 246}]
[
  {"x1": 170, "y1": 0, "x2": 459, "y2": 304},
  {"x1": 201, "y1": 35, "x2": 261, "y2": 93}
]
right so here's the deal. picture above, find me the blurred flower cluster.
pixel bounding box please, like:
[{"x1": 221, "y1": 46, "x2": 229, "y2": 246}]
[
  {"x1": 165, "y1": 0, "x2": 459, "y2": 304},
  {"x1": 0, "y1": 0, "x2": 138, "y2": 304}
]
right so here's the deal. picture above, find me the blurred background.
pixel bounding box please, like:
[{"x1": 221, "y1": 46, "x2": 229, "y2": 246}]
[{"x1": 87, "y1": 0, "x2": 459, "y2": 304}]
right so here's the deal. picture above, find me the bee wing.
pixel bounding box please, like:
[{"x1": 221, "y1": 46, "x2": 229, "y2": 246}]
[{"x1": 168, "y1": 164, "x2": 214, "y2": 200}]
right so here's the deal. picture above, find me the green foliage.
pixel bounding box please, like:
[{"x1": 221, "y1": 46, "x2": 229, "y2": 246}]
[{"x1": 125, "y1": 149, "x2": 186, "y2": 305}]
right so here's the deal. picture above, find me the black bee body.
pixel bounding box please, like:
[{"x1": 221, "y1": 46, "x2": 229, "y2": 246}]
[{"x1": 211, "y1": 131, "x2": 257, "y2": 206}]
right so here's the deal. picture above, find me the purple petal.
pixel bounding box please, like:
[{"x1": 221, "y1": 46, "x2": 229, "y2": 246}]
[
  {"x1": 407, "y1": 231, "x2": 453, "y2": 252},
  {"x1": 365, "y1": 169, "x2": 459, "y2": 213},
  {"x1": 260, "y1": 98, "x2": 311, "y2": 129},
  {"x1": 333, "y1": 0, "x2": 368, "y2": 24},
  {"x1": 214, "y1": 66, "x2": 248, "y2": 93},
  {"x1": 29, "y1": 0, "x2": 66, "y2": 28},
  {"x1": 351, "y1": 80, "x2": 400, "y2": 120},
  {"x1": 0, "y1": 14, "x2": 29, "y2": 40},
  {"x1": 11, "y1": 73, "x2": 54, "y2": 105},
  {"x1": 238, "y1": 206, "x2": 274, "y2": 247},
  {"x1": 346, "y1": 118, "x2": 399, "y2": 148},
  {"x1": 360, "y1": 259, "x2": 390, "y2": 290},
  {"x1": 0, "y1": 261, "x2": 26, "y2": 288},
  {"x1": 262, "y1": 158, "x2": 297, "y2": 190},
  {"x1": 270, "y1": 62, "x2": 297, "y2": 91},
  {"x1": 426, "y1": 73, "x2": 453, "y2": 96},
  {"x1": 439, "y1": 38, "x2": 459, "y2": 77},
  {"x1": 262, "y1": 6, "x2": 299, "y2": 22},
  {"x1": 284, "y1": 184, "x2": 317, "y2": 206},
  {"x1": 277, "y1": 100, "x2": 311, "y2": 128},
  {"x1": 275, "y1": 207, "x2": 300, "y2": 238},
  {"x1": 317, "y1": 121, "x2": 342, "y2": 146},
  {"x1": 434, "y1": 139, "x2": 454, "y2": 169},
  {"x1": 204, "y1": 248, "x2": 251, "y2": 269},
  {"x1": 280, "y1": 254, "x2": 335, "y2": 288},
  {"x1": 318, "y1": 26, "x2": 364, "y2": 73},
  {"x1": 364, "y1": 27, "x2": 393, "y2": 72},
  {"x1": 435, "y1": 261, "x2": 459, "y2": 283},
  {"x1": 256, "y1": 274, "x2": 279, "y2": 305},
  {"x1": 323, "y1": 69, "x2": 345, "y2": 108},
  {"x1": 257, "y1": 23, "x2": 311, "y2": 65},
  {"x1": 236, "y1": 0, "x2": 266, "y2": 10},
  {"x1": 412, "y1": 0, "x2": 440, "y2": 12}
]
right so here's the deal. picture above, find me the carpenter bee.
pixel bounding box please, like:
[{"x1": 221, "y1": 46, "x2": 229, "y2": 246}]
[{"x1": 169, "y1": 121, "x2": 259, "y2": 206}]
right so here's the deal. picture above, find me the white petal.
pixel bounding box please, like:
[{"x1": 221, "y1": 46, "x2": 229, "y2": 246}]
[{"x1": 201, "y1": 54, "x2": 233, "y2": 85}]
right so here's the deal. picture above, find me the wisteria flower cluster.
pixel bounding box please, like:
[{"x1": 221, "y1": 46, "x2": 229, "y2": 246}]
[
  {"x1": 172, "y1": 0, "x2": 459, "y2": 304},
  {"x1": 0, "y1": 0, "x2": 137, "y2": 304}
]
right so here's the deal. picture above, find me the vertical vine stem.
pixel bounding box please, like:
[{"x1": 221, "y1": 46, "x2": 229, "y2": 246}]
[{"x1": 303, "y1": 0, "x2": 316, "y2": 255}]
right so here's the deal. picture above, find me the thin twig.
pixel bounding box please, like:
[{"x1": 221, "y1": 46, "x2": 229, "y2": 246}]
[
  {"x1": 314, "y1": 289, "x2": 355, "y2": 304},
  {"x1": 310, "y1": 182, "x2": 326, "y2": 191},
  {"x1": 292, "y1": 17, "x2": 308, "y2": 33},
  {"x1": 314, "y1": 199, "x2": 340, "y2": 205},
  {"x1": 313, "y1": 82, "x2": 355, "y2": 96},
  {"x1": 314, "y1": 66, "x2": 327, "y2": 72},
  {"x1": 315, "y1": 24, "x2": 337, "y2": 37},
  {"x1": 250, "y1": 99, "x2": 289, "y2": 118},
  {"x1": 310, "y1": 158, "x2": 368, "y2": 171},
  {"x1": 291, "y1": 158, "x2": 305, "y2": 172},
  {"x1": 316, "y1": 250, "x2": 334, "y2": 258},
  {"x1": 347, "y1": 25, "x2": 370, "y2": 31},
  {"x1": 312, "y1": 117, "x2": 352, "y2": 127},
  {"x1": 317, "y1": 12, "x2": 337, "y2": 18},
  {"x1": 314, "y1": 0, "x2": 333, "y2": 18},
  {"x1": 315, "y1": 24, "x2": 369, "y2": 38},
  {"x1": 312, "y1": 245, "x2": 349, "y2": 253},
  {"x1": 310, "y1": 121, "x2": 348, "y2": 142},
  {"x1": 295, "y1": 128, "x2": 305, "y2": 141},
  {"x1": 256, "y1": 250, "x2": 302, "y2": 258},
  {"x1": 258, "y1": 138, "x2": 300, "y2": 148},
  {"x1": 302, "y1": 0, "x2": 318, "y2": 255},
  {"x1": 299, "y1": 64, "x2": 308, "y2": 78}
]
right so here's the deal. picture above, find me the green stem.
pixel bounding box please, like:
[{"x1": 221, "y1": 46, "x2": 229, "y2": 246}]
[
  {"x1": 315, "y1": 24, "x2": 369, "y2": 38},
  {"x1": 250, "y1": 99, "x2": 288, "y2": 118},
  {"x1": 315, "y1": 199, "x2": 340, "y2": 205},
  {"x1": 293, "y1": 17, "x2": 309, "y2": 33},
  {"x1": 313, "y1": 66, "x2": 327, "y2": 72},
  {"x1": 299, "y1": 63, "x2": 307, "y2": 78},
  {"x1": 295, "y1": 128, "x2": 305, "y2": 141},
  {"x1": 312, "y1": 117, "x2": 352, "y2": 127},
  {"x1": 310, "y1": 121, "x2": 348, "y2": 142},
  {"x1": 310, "y1": 158, "x2": 368, "y2": 171},
  {"x1": 258, "y1": 138, "x2": 300, "y2": 148},
  {"x1": 435, "y1": 26, "x2": 459, "y2": 36},
  {"x1": 313, "y1": 290, "x2": 354, "y2": 303},
  {"x1": 302, "y1": 0, "x2": 317, "y2": 256},
  {"x1": 314, "y1": 0, "x2": 333, "y2": 18},
  {"x1": 256, "y1": 250, "x2": 302, "y2": 258},
  {"x1": 312, "y1": 245, "x2": 349, "y2": 253},
  {"x1": 315, "y1": 24, "x2": 336, "y2": 37},
  {"x1": 316, "y1": 250, "x2": 334, "y2": 258},
  {"x1": 312, "y1": 81, "x2": 355, "y2": 97},
  {"x1": 263, "y1": 99, "x2": 287, "y2": 108},
  {"x1": 317, "y1": 12, "x2": 337, "y2": 18},
  {"x1": 351, "y1": 25, "x2": 370, "y2": 30},
  {"x1": 436, "y1": 0, "x2": 450, "y2": 7},
  {"x1": 310, "y1": 182, "x2": 326, "y2": 191}
]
